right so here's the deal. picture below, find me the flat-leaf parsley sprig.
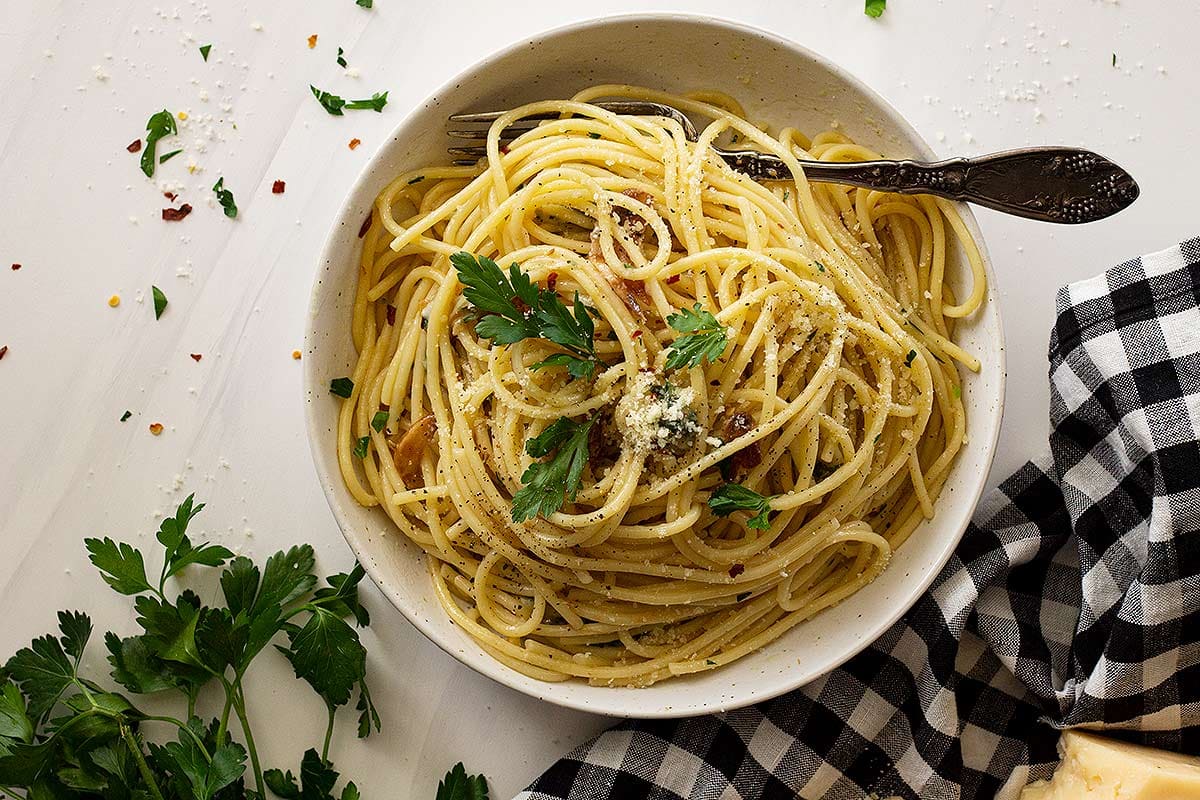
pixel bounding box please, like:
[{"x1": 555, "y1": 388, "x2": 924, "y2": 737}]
[
  {"x1": 452, "y1": 252, "x2": 604, "y2": 380},
  {"x1": 708, "y1": 483, "x2": 776, "y2": 530},
  {"x1": 0, "y1": 493, "x2": 380, "y2": 800},
  {"x1": 664, "y1": 304, "x2": 729, "y2": 370},
  {"x1": 511, "y1": 416, "x2": 596, "y2": 523}
]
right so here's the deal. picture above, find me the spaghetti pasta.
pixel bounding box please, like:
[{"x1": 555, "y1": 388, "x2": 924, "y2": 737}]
[{"x1": 335, "y1": 86, "x2": 986, "y2": 686}]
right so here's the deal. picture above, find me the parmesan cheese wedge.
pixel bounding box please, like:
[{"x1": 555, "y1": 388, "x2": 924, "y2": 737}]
[{"x1": 1020, "y1": 730, "x2": 1200, "y2": 799}]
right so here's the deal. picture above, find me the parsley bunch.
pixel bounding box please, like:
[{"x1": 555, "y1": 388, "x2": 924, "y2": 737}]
[
  {"x1": 452, "y1": 252, "x2": 604, "y2": 380},
  {"x1": 0, "y1": 494, "x2": 379, "y2": 800}
]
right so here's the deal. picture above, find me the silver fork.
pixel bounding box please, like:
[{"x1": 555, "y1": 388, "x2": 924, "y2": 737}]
[{"x1": 448, "y1": 100, "x2": 1139, "y2": 224}]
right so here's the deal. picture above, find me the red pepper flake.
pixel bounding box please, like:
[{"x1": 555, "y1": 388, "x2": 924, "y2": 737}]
[
  {"x1": 499, "y1": 144, "x2": 509, "y2": 154},
  {"x1": 348, "y1": 138, "x2": 361, "y2": 150},
  {"x1": 546, "y1": 272, "x2": 558, "y2": 291},
  {"x1": 272, "y1": 180, "x2": 286, "y2": 194},
  {"x1": 162, "y1": 204, "x2": 193, "y2": 222},
  {"x1": 357, "y1": 213, "x2": 372, "y2": 238},
  {"x1": 127, "y1": 139, "x2": 142, "y2": 153},
  {"x1": 0, "y1": 346, "x2": 7, "y2": 361},
  {"x1": 511, "y1": 296, "x2": 530, "y2": 315},
  {"x1": 189, "y1": 353, "x2": 202, "y2": 362},
  {"x1": 11, "y1": 263, "x2": 20, "y2": 271},
  {"x1": 631, "y1": 329, "x2": 643, "y2": 339},
  {"x1": 386, "y1": 305, "x2": 397, "y2": 325},
  {"x1": 148, "y1": 422, "x2": 164, "y2": 436},
  {"x1": 666, "y1": 274, "x2": 681, "y2": 285},
  {"x1": 728, "y1": 563, "x2": 745, "y2": 578},
  {"x1": 163, "y1": 191, "x2": 178, "y2": 202},
  {"x1": 307, "y1": 34, "x2": 318, "y2": 49}
]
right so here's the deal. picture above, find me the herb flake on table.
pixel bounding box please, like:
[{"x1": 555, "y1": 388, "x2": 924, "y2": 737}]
[
  {"x1": 152, "y1": 285, "x2": 167, "y2": 319},
  {"x1": 120, "y1": 410, "x2": 132, "y2": 421},
  {"x1": 337, "y1": 47, "x2": 347, "y2": 68},
  {"x1": 865, "y1": 0, "x2": 886, "y2": 17},
  {"x1": 709, "y1": 483, "x2": 776, "y2": 530},
  {"x1": 311, "y1": 88, "x2": 388, "y2": 116},
  {"x1": 355, "y1": 0, "x2": 373, "y2": 8},
  {"x1": 212, "y1": 177, "x2": 238, "y2": 218},
  {"x1": 199, "y1": 43, "x2": 212, "y2": 61},
  {"x1": 345, "y1": 92, "x2": 388, "y2": 112},
  {"x1": 158, "y1": 148, "x2": 182, "y2": 164},
  {"x1": 140, "y1": 110, "x2": 177, "y2": 178}
]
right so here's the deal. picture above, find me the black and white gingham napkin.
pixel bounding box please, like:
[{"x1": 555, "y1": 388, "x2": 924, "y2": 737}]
[{"x1": 516, "y1": 237, "x2": 1200, "y2": 800}]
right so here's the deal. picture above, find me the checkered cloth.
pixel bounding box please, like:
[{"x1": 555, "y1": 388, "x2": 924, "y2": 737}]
[{"x1": 517, "y1": 237, "x2": 1200, "y2": 800}]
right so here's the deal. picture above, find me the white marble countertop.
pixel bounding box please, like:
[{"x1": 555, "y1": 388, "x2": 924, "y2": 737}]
[{"x1": 1, "y1": 1, "x2": 1196, "y2": 797}]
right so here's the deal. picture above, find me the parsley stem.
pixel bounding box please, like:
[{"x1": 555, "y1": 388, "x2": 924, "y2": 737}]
[
  {"x1": 232, "y1": 689, "x2": 265, "y2": 797},
  {"x1": 121, "y1": 723, "x2": 166, "y2": 800},
  {"x1": 142, "y1": 715, "x2": 212, "y2": 760},
  {"x1": 321, "y1": 701, "x2": 336, "y2": 763}
]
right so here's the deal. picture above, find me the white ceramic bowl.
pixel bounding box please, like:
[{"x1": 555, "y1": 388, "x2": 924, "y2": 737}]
[{"x1": 304, "y1": 13, "x2": 1005, "y2": 719}]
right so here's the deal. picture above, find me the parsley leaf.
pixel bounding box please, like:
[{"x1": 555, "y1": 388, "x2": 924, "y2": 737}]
[
  {"x1": 85, "y1": 538, "x2": 152, "y2": 595},
  {"x1": 310, "y1": 86, "x2": 388, "y2": 115},
  {"x1": 311, "y1": 86, "x2": 347, "y2": 116},
  {"x1": 370, "y1": 411, "x2": 389, "y2": 432},
  {"x1": 330, "y1": 377, "x2": 354, "y2": 398},
  {"x1": 199, "y1": 44, "x2": 212, "y2": 61},
  {"x1": 336, "y1": 47, "x2": 347, "y2": 68},
  {"x1": 159, "y1": 148, "x2": 183, "y2": 164},
  {"x1": 345, "y1": 92, "x2": 387, "y2": 112},
  {"x1": 512, "y1": 416, "x2": 595, "y2": 522},
  {"x1": 356, "y1": 0, "x2": 373, "y2": 7},
  {"x1": 212, "y1": 177, "x2": 237, "y2": 218},
  {"x1": 352, "y1": 436, "x2": 369, "y2": 459},
  {"x1": 152, "y1": 286, "x2": 168, "y2": 319},
  {"x1": 708, "y1": 484, "x2": 776, "y2": 530},
  {"x1": 4, "y1": 612, "x2": 91, "y2": 721},
  {"x1": 436, "y1": 762, "x2": 490, "y2": 800},
  {"x1": 141, "y1": 110, "x2": 178, "y2": 178},
  {"x1": 452, "y1": 251, "x2": 602, "y2": 379},
  {"x1": 865, "y1": 0, "x2": 886, "y2": 17},
  {"x1": 280, "y1": 607, "x2": 365, "y2": 707},
  {"x1": 664, "y1": 303, "x2": 729, "y2": 370},
  {"x1": 905, "y1": 349, "x2": 917, "y2": 367},
  {"x1": 0, "y1": 681, "x2": 32, "y2": 747}
]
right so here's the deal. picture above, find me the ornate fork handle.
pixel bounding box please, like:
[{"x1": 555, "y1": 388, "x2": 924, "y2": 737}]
[{"x1": 720, "y1": 146, "x2": 1140, "y2": 224}]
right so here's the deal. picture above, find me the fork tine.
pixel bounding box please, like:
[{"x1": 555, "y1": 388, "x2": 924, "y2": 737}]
[
  {"x1": 448, "y1": 110, "x2": 563, "y2": 123},
  {"x1": 448, "y1": 146, "x2": 488, "y2": 157},
  {"x1": 447, "y1": 126, "x2": 538, "y2": 140},
  {"x1": 452, "y1": 159, "x2": 480, "y2": 166}
]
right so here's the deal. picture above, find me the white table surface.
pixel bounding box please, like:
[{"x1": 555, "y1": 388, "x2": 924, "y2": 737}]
[{"x1": 1, "y1": 1, "x2": 1196, "y2": 797}]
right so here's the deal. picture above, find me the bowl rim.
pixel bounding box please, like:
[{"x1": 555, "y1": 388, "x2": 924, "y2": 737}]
[{"x1": 303, "y1": 11, "x2": 1007, "y2": 718}]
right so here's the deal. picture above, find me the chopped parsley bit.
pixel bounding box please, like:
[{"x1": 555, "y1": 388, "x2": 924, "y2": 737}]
[
  {"x1": 512, "y1": 416, "x2": 596, "y2": 522},
  {"x1": 356, "y1": 0, "x2": 373, "y2": 7},
  {"x1": 953, "y1": 384, "x2": 962, "y2": 399},
  {"x1": 345, "y1": 92, "x2": 388, "y2": 112},
  {"x1": 199, "y1": 43, "x2": 212, "y2": 61},
  {"x1": 452, "y1": 251, "x2": 602, "y2": 380},
  {"x1": 120, "y1": 410, "x2": 132, "y2": 422},
  {"x1": 905, "y1": 349, "x2": 917, "y2": 367},
  {"x1": 1112, "y1": 52, "x2": 1117, "y2": 67},
  {"x1": 371, "y1": 410, "x2": 389, "y2": 432},
  {"x1": 151, "y1": 285, "x2": 168, "y2": 319},
  {"x1": 212, "y1": 177, "x2": 238, "y2": 218},
  {"x1": 587, "y1": 132, "x2": 601, "y2": 139},
  {"x1": 353, "y1": 436, "x2": 370, "y2": 459},
  {"x1": 706, "y1": 659, "x2": 716, "y2": 665},
  {"x1": 865, "y1": 0, "x2": 886, "y2": 17},
  {"x1": 664, "y1": 303, "x2": 729, "y2": 370},
  {"x1": 330, "y1": 377, "x2": 355, "y2": 398},
  {"x1": 310, "y1": 86, "x2": 388, "y2": 115},
  {"x1": 337, "y1": 47, "x2": 347, "y2": 68},
  {"x1": 709, "y1": 484, "x2": 776, "y2": 530},
  {"x1": 158, "y1": 148, "x2": 182, "y2": 164},
  {"x1": 815, "y1": 261, "x2": 825, "y2": 272},
  {"x1": 140, "y1": 109, "x2": 177, "y2": 178},
  {"x1": 782, "y1": 189, "x2": 790, "y2": 201},
  {"x1": 407, "y1": 175, "x2": 425, "y2": 185}
]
